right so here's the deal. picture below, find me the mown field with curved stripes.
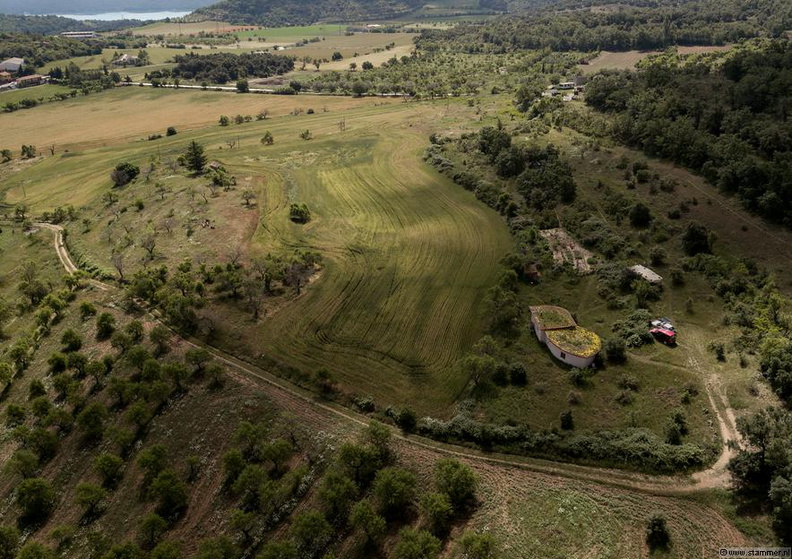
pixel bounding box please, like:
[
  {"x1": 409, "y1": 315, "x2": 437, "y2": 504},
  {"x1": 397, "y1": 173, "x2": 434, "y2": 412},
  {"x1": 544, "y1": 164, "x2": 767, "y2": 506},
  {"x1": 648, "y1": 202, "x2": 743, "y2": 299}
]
[{"x1": 1, "y1": 89, "x2": 511, "y2": 415}]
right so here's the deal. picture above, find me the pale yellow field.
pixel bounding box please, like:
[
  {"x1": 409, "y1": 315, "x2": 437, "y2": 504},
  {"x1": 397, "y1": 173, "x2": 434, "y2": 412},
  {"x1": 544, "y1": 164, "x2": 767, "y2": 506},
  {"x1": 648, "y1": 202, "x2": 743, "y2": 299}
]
[
  {"x1": 0, "y1": 86, "x2": 400, "y2": 150},
  {"x1": 130, "y1": 20, "x2": 249, "y2": 36},
  {"x1": 580, "y1": 45, "x2": 734, "y2": 74}
]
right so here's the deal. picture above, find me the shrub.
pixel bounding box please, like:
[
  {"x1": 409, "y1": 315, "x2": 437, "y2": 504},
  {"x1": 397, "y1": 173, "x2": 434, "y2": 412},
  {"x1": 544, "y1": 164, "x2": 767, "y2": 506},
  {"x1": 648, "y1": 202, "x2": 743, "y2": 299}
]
[
  {"x1": 458, "y1": 530, "x2": 498, "y2": 559},
  {"x1": 166, "y1": 127, "x2": 177, "y2": 136},
  {"x1": 396, "y1": 407, "x2": 418, "y2": 433},
  {"x1": 17, "y1": 478, "x2": 56, "y2": 524},
  {"x1": 111, "y1": 162, "x2": 140, "y2": 187},
  {"x1": 61, "y1": 329, "x2": 82, "y2": 352},
  {"x1": 96, "y1": 312, "x2": 115, "y2": 340},
  {"x1": 560, "y1": 410, "x2": 574, "y2": 430},
  {"x1": 434, "y1": 459, "x2": 476, "y2": 511},
  {"x1": 645, "y1": 513, "x2": 671, "y2": 550},
  {"x1": 509, "y1": 362, "x2": 527, "y2": 385},
  {"x1": 392, "y1": 528, "x2": 441, "y2": 559},
  {"x1": 372, "y1": 467, "x2": 416, "y2": 518},
  {"x1": 604, "y1": 338, "x2": 627, "y2": 364}
]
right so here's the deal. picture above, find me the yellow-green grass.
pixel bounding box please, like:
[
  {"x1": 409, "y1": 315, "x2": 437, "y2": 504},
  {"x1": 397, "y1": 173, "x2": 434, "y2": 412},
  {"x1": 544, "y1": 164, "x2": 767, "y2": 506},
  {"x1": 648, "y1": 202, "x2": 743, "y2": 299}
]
[
  {"x1": 470, "y1": 470, "x2": 754, "y2": 558},
  {"x1": 130, "y1": 20, "x2": 239, "y2": 36},
  {"x1": 0, "y1": 225, "x2": 64, "y2": 342},
  {"x1": 234, "y1": 24, "x2": 348, "y2": 40},
  {"x1": 0, "y1": 86, "x2": 401, "y2": 153},
  {"x1": 580, "y1": 45, "x2": 734, "y2": 74},
  {"x1": 38, "y1": 48, "x2": 180, "y2": 76},
  {"x1": 0, "y1": 84, "x2": 73, "y2": 104},
  {"x1": 2, "y1": 98, "x2": 512, "y2": 415}
]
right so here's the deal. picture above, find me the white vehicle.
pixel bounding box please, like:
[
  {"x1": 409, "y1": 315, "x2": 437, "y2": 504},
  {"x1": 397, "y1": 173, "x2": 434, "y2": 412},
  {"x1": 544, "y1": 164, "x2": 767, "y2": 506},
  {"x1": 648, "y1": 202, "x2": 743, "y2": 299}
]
[{"x1": 651, "y1": 317, "x2": 675, "y2": 331}]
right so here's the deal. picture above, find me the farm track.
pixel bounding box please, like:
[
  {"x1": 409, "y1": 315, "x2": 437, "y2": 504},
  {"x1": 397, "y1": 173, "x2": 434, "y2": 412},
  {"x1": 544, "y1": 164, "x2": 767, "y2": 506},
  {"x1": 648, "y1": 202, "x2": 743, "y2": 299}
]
[{"x1": 40, "y1": 223, "x2": 744, "y2": 498}]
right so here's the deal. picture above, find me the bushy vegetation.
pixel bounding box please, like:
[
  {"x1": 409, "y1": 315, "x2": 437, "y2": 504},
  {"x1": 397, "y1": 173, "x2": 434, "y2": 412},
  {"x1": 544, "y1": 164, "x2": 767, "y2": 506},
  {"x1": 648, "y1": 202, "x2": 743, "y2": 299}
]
[
  {"x1": 585, "y1": 40, "x2": 792, "y2": 227},
  {"x1": 171, "y1": 52, "x2": 294, "y2": 84},
  {"x1": 194, "y1": 0, "x2": 425, "y2": 27}
]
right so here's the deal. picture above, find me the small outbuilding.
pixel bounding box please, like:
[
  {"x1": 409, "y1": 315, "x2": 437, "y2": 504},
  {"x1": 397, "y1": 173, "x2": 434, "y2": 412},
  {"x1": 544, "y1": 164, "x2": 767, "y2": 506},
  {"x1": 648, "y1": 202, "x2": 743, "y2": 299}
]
[
  {"x1": 629, "y1": 264, "x2": 663, "y2": 284},
  {"x1": 530, "y1": 305, "x2": 601, "y2": 368},
  {"x1": 15, "y1": 74, "x2": 47, "y2": 88}
]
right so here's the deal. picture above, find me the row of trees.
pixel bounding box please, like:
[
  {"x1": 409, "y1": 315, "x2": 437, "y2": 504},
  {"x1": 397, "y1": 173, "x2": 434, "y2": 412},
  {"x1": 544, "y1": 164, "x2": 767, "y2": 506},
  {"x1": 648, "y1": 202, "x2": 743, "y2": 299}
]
[{"x1": 171, "y1": 52, "x2": 294, "y2": 84}]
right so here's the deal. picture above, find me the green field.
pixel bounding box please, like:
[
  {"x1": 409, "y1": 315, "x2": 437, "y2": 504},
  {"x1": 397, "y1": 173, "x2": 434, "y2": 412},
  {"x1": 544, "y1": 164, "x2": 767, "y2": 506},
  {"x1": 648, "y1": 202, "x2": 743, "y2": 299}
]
[
  {"x1": 234, "y1": 24, "x2": 348, "y2": 40},
  {"x1": 0, "y1": 84, "x2": 73, "y2": 104},
  {"x1": 1, "y1": 94, "x2": 512, "y2": 416}
]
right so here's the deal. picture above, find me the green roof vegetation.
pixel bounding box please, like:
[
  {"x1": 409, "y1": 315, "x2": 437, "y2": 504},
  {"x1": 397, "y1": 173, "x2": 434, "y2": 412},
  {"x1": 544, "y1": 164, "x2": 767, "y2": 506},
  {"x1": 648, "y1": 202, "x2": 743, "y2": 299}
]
[
  {"x1": 530, "y1": 305, "x2": 576, "y2": 330},
  {"x1": 547, "y1": 327, "x2": 602, "y2": 358}
]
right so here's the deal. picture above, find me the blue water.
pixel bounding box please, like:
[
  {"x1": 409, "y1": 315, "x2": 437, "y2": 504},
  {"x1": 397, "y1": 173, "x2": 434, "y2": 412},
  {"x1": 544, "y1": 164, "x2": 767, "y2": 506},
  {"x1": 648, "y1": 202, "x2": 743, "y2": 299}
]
[{"x1": 54, "y1": 11, "x2": 190, "y2": 20}]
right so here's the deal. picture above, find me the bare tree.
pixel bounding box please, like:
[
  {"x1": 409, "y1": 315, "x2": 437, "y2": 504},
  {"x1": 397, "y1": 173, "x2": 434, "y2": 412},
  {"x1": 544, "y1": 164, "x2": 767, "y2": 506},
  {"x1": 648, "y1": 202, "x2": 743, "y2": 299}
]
[
  {"x1": 228, "y1": 245, "x2": 243, "y2": 267},
  {"x1": 162, "y1": 217, "x2": 176, "y2": 235},
  {"x1": 141, "y1": 234, "x2": 157, "y2": 260},
  {"x1": 48, "y1": 145, "x2": 56, "y2": 156},
  {"x1": 111, "y1": 251, "x2": 125, "y2": 281},
  {"x1": 242, "y1": 190, "x2": 255, "y2": 207}
]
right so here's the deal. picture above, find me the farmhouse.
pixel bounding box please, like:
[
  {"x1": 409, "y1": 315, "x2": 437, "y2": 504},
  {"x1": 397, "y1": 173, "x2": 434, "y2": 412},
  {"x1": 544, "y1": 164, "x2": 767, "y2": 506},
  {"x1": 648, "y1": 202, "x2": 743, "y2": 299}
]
[
  {"x1": 629, "y1": 264, "x2": 663, "y2": 284},
  {"x1": 0, "y1": 58, "x2": 24, "y2": 73},
  {"x1": 0, "y1": 71, "x2": 12, "y2": 85},
  {"x1": 113, "y1": 54, "x2": 140, "y2": 66},
  {"x1": 15, "y1": 74, "x2": 47, "y2": 88},
  {"x1": 530, "y1": 305, "x2": 601, "y2": 368}
]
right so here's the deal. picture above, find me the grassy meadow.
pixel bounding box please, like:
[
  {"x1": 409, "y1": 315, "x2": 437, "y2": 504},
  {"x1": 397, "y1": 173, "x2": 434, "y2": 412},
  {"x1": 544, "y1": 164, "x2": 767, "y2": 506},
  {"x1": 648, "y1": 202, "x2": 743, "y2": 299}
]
[{"x1": 1, "y1": 91, "x2": 512, "y2": 416}]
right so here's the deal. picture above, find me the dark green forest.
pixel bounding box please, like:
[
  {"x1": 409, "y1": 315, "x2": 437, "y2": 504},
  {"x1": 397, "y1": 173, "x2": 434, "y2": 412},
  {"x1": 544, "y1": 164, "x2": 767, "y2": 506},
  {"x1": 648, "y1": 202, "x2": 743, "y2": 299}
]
[
  {"x1": 171, "y1": 52, "x2": 294, "y2": 83},
  {"x1": 0, "y1": 33, "x2": 147, "y2": 67},
  {"x1": 0, "y1": 15, "x2": 141, "y2": 35},
  {"x1": 193, "y1": 0, "x2": 426, "y2": 27},
  {"x1": 584, "y1": 40, "x2": 792, "y2": 226}
]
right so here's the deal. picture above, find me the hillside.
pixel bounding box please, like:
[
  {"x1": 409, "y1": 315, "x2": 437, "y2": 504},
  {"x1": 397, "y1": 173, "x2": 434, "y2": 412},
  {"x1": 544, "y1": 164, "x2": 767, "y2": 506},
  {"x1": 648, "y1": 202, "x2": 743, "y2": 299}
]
[
  {"x1": 0, "y1": 0, "x2": 215, "y2": 16},
  {"x1": 192, "y1": 0, "x2": 426, "y2": 26}
]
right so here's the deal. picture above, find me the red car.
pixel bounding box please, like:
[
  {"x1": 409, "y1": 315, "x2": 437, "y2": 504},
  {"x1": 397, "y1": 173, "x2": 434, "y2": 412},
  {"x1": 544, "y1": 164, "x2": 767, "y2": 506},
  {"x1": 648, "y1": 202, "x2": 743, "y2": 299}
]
[{"x1": 650, "y1": 328, "x2": 677, "y2": 345}]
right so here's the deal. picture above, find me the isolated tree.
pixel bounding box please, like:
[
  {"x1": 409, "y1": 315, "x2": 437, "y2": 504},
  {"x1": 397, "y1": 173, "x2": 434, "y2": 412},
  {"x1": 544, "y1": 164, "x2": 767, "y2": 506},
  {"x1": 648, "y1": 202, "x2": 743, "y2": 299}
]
[
  {"x1": 236, "y1": 79, "x2": 249, "y2": 93},
  {"x1": 141, "y1": 234, "x2": 157, "y2": 259},
  {"x1": 299, "y1": 129, "x2": 313, "y2": 141},
  {"x1": 15, "y1": 542, "x2": 55, "y2": 559},
  {"x1": 560, "y1": 409, "x2": 575, "y2": 430},
  {"x1": 290, "y1": 511, "x2": 331, "y2": 557},
  {"x1": 183, "y1": 140, "x2": 207, "y2": 174},
  {"x1": 458, "y1": 530, "x2": 498, "y2": 559},
  {"x1": 196, "y1": 537, "x2": 240, "y2": 559},
  {"x1": 0, "y1": 525, "x2": 19, "y2": 559},
  {"x1": 241, "y1": 190, "x2": 255, "y2": 206},
  {"x1": 318, "y1": 470, "x2": 358, "y2": 521},
  {"x1": 218, "y1": 115, "x2": 230, "y2": 126},
  {"x1": 75, "y1": 482, "x2": 107, "y2": 520},
  {"x1": 362, "y1": 61, "x2": 374, "y2": 70},
  {"x1": 139, "y1": 513, "x2": 168, "y2": 548},
  {"x1": 629, "y1": 202, "x2": 652, "y2": 227},
  {"x1": 149, "y1": 324, "x2": 172, "y2": 356},
  {"x1": 150, "y1": 541, "x2": 181, "y2": 559},
  {"x1": 96, "y1": 312, "x2": 116, "y2": 340},
  {"x1": 645, "y1": 513, "x2": 671, "y2": 550},
  {"x1": 166, "y1": 127, "x2": 177, "y2": 136},
  {"x1": 350, "y1": 500, "x2": 386, "y2": 544},
  {"x1": 76, "y1": 402, "x2": 109, "y2": 444},
  {"x1": 111, "y1": 162, "x2": 140, "y2": 187},
  {"x1": 681, "y1": 221, "x2": 713, "y2": 255},
  {"x1": 392, "y1": 528, "x2": 441, "y2": 559},
  {"x1": 434, "y1": 459, "x2": 476, "y2": 511},
  {"x1": 17, "y1": 478, "x2": 56, "y2": 524},
  {"x1": 149, "y1": 469, "x2": 188, "y2": 519},
  {"x1": 21, "y1": 145, "x2": 36, "y2": 159},
  {"x1": 258, "y1": 542, "x2": 297, "y2": 559},
  {"x1": 0, "y1": 149, "x2": 12, "y2": 163},
  {"x1": 61, "y1": 329, "x2": 83, "y2": 352},
  {"x1": 420, "y1": 492, "x2": 453, "y2": 536},
  {"x1": 261, "y1": 131, "x2": 274, "y2": 145},
  {"x1": 373, "y1": 467, "x2": 416, "y2": 519}
]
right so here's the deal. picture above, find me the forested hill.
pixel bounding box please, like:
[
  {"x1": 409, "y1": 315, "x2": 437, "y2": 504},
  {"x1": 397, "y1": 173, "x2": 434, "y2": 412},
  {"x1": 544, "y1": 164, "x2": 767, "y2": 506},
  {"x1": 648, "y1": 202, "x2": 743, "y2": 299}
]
[
  {"x1": 0, "y1": 15, "x2": 140, "y2": 34},
  {"x1": 192, "y1": 0, "x2": 426, "y2": 26},
  {"x1": 585, "y1": 40, "x2": 792, "y2": 226},
  {"x1": 421, "y1": 0, "x2": 791, "y2": 52}
]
